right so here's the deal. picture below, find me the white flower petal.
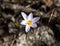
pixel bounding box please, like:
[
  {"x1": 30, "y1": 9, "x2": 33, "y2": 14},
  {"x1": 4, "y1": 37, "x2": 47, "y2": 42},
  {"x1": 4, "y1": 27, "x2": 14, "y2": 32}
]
[
  {"x1": 31, "y1": 23, "x2": 37, "y2": 28},
  {"x1": 20, "y1": 20, "x2": 26, "y2": 25},
  {"x1": 25, "y1": 25, "x2": 30, "y2": 32},
  {"x1": 28, "y1": 12, "x2": 33, "y2": 20},
  {"x1": 33, "y1": 17, "x2": 40, "y2": 23},
  {"x1": 21, "y1": 12, "x2": 27, "y2": 20}
]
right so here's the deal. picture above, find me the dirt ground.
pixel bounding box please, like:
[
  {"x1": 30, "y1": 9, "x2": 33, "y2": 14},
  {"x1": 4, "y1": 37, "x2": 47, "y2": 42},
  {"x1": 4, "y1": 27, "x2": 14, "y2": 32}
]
[{"x1": 0, "y1": 0, "x2": 60, "y2": 46}]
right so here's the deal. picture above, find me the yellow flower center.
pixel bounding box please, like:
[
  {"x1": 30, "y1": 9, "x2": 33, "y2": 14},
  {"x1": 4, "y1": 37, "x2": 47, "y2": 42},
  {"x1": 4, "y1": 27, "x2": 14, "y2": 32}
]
[{"x1": 27, "y1": 20, "x2": 32, "y2": 26}]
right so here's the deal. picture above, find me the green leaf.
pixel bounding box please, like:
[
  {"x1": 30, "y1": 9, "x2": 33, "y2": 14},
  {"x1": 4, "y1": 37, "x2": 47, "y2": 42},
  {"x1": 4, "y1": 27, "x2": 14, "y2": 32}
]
[{"x1": 15, "y1": 22, "x2": 20, "y2": 27}]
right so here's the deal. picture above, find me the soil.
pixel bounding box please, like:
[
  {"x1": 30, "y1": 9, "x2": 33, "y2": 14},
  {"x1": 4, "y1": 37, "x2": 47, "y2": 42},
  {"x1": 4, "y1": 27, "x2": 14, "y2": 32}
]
[{"x1": 0, "y1": 0, "x2": 60, "y2": 46}]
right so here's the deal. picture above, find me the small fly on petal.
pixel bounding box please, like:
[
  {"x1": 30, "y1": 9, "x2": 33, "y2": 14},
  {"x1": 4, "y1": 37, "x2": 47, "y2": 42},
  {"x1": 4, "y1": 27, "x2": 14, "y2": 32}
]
[{"x1": 20, "y1": 12, "x2": 40, "y2": 32}]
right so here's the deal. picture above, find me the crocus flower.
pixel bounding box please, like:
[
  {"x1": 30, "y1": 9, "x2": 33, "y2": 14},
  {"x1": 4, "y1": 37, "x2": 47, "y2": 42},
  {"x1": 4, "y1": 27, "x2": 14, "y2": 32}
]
[{"x1": 20, "y1": 12, "x2": 40, "y2": 32}]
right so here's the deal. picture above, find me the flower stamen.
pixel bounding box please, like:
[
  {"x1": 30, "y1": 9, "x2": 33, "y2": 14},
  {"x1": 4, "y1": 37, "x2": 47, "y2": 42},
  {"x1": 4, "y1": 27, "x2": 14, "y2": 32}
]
[{"x1": 27, "y1": 20, "x2": 32, "y2": 26}]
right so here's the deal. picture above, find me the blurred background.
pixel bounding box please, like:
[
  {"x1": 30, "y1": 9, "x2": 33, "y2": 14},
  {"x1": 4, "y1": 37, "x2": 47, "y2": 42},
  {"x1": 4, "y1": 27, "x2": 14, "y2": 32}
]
[{"x1": 0, "y1": 0, "x2": 60, "y2": 46}]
